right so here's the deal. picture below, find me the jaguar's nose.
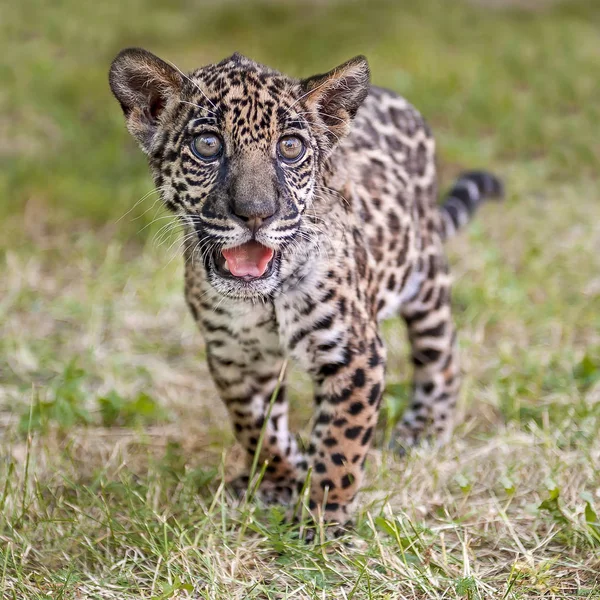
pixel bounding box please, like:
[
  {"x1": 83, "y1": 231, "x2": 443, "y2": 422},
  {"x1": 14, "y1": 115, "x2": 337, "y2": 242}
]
[
  {"x1": 232, "y1": 205, "x2": 276, "y2": 233},
  {"x1": 245, "y1": 216, "x2": 265, "y2": 233}
]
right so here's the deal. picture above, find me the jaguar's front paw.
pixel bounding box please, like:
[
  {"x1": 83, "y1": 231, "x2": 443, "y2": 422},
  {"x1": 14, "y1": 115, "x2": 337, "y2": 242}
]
[
  {"x1": 293, "y1": 508, "x2": 353, "y2": 543},
  {"x1": 391, "y1": 416, "x2": 452, "y2": 455},
  {"x1": 390, "y1": 420, "x2": 427, "y2": 454}
]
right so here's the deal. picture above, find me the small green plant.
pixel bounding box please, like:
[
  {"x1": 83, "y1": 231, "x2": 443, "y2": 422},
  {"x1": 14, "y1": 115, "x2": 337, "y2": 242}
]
[
  {"x1": 18, "y1": 362, "x2": 167, "y2": 434},
  {"x1": 97, "y1": 389, "x2": 166, "y2": 427},
  {"x1": 151, "y1": 576, "x2": 194, "y2": 599},
  {"x1": 455, "y1": 576, "x2": 477, "y2": 599},
  {"x1": 19, "y1": 360, "x2": 92, "y2": 434},
  {"x1": 538, "y1": 483, "x2": 569, "y2": 527},
  {"x1": 582, "y1": 492, "x2": 600, "y2": 545},
  {"x1": 573, "y1": 351, "x2": 600, "y2": 391}
]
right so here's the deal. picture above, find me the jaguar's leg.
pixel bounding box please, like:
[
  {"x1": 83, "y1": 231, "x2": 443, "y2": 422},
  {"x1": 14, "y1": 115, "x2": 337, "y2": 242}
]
[
  {"x1": 295, "y1": 329, "x2": 386, "y2": 526},
  {"x1": 191, "y1": 292, "x2": 303, "y2": 504},
  {"x1": 395, "y1": 253, "x2": 460, "y2": 448},
  {"x1": 207, "y1": 343, "x2": 303, "y2": 503}
]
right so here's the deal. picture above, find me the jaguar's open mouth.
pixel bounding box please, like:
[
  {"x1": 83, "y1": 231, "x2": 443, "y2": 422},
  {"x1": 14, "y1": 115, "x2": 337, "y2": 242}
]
[{"x1": 213, "y1": 241, "x2": 278, "y2": 281}]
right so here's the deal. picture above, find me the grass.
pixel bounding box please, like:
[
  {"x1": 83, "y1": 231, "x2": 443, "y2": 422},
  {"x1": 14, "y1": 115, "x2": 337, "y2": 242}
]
[{"x1": 1, "y1": 0, "x2": 600, "y2": 597}]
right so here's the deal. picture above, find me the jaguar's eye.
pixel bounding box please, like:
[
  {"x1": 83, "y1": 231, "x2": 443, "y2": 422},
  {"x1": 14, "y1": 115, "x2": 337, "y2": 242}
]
[
  {"x1": 191, "y1": 133, "x2": 223, "y2": 160},
  {"x1": 278, "y1": 135, "x2": 305, "y2": 162}
]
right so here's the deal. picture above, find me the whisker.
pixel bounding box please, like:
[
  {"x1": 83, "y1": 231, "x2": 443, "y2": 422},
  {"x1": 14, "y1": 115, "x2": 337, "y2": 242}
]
[
  {"x1": 282, "y1": 77, "x2": 334, "y2": 117},
  {"x1": 115, "y1": 185, "x2": 170, "y2": 224},
  {"x1": 165, "y1": 60, "x2": 218, "y2": 113},
  {"x1": 178, "y1": 100, "x2": 216, "y2": 117}
]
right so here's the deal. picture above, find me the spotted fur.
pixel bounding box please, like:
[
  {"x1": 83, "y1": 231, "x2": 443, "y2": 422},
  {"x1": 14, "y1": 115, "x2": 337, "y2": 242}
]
[{"x1": 109, "y1": 48, "x2": 503, "y2": 527}]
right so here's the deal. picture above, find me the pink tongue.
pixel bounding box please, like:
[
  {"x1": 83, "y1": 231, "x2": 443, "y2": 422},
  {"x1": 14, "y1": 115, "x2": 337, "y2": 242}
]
[{"x1": 222, "y1": 242, "x2": 274, "y2": 278}]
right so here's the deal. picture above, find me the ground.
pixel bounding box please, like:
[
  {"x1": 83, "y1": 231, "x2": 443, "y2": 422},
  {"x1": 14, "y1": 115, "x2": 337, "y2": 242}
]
[{"x1": 1, "y1": 0, "x2": 600, "y2": 598}]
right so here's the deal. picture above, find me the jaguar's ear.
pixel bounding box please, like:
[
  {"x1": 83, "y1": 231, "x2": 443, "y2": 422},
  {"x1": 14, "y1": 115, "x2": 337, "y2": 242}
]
[
  {"x1": 301, "y1": 56, "x2": 370, "y2": 150},
  {"x1": 109, "y1": 48, "x2": 183, "y2": 153}
]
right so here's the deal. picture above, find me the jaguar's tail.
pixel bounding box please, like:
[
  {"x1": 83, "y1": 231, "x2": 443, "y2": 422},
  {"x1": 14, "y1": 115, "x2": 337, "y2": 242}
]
[{"x1": 439, "y1": 170, "x2": 504, "y2": 241}]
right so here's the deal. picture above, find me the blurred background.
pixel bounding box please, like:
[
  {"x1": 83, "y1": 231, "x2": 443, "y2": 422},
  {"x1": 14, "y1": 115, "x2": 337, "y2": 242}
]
[
  {"x1": 1, "y1": 1, "x2": 600, "y2": 595},
  {"x1": 2, "y1": 0, "x2": 599, "y2": 235}
]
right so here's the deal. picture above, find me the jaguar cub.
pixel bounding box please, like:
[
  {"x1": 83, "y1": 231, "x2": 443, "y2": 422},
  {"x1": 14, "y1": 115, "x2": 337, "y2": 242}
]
[{"x1": 109, "y1": 48, "x2": 502, "y2": 526}]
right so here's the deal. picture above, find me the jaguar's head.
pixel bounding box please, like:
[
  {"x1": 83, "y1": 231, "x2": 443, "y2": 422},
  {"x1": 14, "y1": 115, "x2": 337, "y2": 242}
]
[{"x1": 109, "y1": 48, "x2": 369, "y2": 298}]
